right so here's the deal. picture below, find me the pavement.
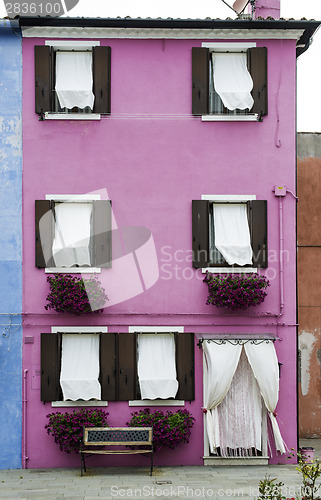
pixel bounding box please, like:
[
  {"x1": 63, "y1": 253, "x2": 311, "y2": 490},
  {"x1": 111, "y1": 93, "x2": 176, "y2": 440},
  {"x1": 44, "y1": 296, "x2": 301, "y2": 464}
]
[{"x1": 0, "y1": 440, "x2": 320, "y2": 500}]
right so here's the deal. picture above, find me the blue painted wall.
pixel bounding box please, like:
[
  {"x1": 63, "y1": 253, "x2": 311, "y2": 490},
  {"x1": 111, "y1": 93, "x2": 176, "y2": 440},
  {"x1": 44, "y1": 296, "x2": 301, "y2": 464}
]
[{"x1": 0, "y1": 20, "x2": 22, "y2": 470}]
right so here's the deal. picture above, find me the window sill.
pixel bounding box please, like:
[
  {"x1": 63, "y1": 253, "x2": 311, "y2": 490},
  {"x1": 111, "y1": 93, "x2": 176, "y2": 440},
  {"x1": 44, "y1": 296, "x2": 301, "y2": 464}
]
[
  {"x1": 129, "y1": 400, "x2": 185, "y2": 407},
  {"x1": 44, "y1": 112, "x2": 101, "y2": 121},
  {"x1": 52, "y1": 401, "x2": 108, "y2": 407},
  {"x1": 201, "y1": 114, "x2": 259, "y2": 122},
  {"x1": 45, "y1": 267, "x2": 101, "y2": 274},
  {"x1": 202, "y1": 267, "x2": 258, "y2": 274}
]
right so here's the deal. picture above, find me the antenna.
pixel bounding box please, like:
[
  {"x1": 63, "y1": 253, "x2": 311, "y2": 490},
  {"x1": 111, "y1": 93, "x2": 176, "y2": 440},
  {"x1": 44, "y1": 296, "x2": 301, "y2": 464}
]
[
  {"x1": 233, "y1": 0, "x2": 250, "y2": 14},
  {"x1": 220, "y1": 0, "x2": 255, "y2": 17},
  {"x1": 220, "y1": 0, "x2": 238, "y2": 14}
]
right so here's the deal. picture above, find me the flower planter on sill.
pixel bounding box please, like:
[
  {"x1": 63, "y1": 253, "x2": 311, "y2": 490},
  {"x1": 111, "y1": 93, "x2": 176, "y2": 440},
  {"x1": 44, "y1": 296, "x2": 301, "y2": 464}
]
[
  {"x1": 45, "y1": 273, "x2": 108, "y2": 315},
  {"x1": 203, "y1": 272, "x2": 270, "y2": 311}
]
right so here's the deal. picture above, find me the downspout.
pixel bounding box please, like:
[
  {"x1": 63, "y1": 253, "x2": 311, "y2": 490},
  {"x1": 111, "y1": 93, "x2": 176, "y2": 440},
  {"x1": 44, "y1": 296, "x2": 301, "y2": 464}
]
[
  {"x1": 277, "y1": 196, "x2": 284, "y2": 318},
  {"x1": 23, "y1": 369, "x2": 28, "y2": 469}
]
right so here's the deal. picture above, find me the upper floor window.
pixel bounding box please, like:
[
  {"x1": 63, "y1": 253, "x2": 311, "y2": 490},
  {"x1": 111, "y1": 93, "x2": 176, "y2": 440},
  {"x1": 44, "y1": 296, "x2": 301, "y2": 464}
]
[
  {"x1": 192, "y1": 44, "x2": 268, "y2": 121},
  {"x1": 35, "y1": 41, "x2": 111, "y2": 118},
  {"x1": 35, "y1": 195, "x2": 112, "y2": 272},
  {"x1": 192, "y1": 195, "x2": 268, "y2": 271}
]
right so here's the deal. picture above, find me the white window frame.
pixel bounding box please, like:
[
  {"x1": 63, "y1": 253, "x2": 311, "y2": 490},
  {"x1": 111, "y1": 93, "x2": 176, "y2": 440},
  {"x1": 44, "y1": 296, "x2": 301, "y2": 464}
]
[
  {"x1": 201, "y1": 194, "x2": 258, "y2": 274},
  {"x1": 51, "y1": 326, "x2": 108, "y2": 408},
  {"x1": 201, "y1": 42, "x2": 259, "y2": 122},
  {"x1": 128, "y1": 326, "x2": 185, "y2": 407},
  {"x1": 44, "y1": 40, "x2": 101, "y2": 121},
  {"x1": 45, "y1": 193, "x2": 101, "y2": 274}
]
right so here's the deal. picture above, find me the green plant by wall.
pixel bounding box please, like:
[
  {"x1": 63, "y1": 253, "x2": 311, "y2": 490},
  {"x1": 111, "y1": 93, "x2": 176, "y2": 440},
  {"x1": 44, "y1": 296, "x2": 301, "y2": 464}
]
[
  {"x1": 291, "y1": 449, "x2": 321, "y2": 500},
  {"x1": 257, "y1": 475, "x2": 285, "y2": 500},
  {"x1": 257, "y1": 451, "x2": 321, "y2": 500}
]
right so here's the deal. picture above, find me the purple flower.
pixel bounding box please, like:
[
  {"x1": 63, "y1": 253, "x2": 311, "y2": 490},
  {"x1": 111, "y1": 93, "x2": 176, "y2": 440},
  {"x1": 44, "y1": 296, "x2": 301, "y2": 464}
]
[
  {"x1": 204, "y1": 273, "x2": 270, "y2": 311},
  {"x1": 45, "y1": 274, "x2": 108, "y2": 315},
  {"x1": 127, "y1": 409, "x2": 195, "y2": 452},
  {"x1": 45, "y1": 408, "x2": 109, "y2": 454}
]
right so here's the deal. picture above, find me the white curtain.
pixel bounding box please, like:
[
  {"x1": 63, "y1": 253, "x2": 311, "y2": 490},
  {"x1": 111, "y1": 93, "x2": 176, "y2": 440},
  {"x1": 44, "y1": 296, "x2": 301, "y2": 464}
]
[
  {"x1": 244, "y1": 342, "x2": 286, "y2": 454},
  {"x1": 52, "y1": 202, "x2": 92, "y2": 268},
  {"x1": 137, "y1": 334, "x2": 178, "y2": 400},
  {"x1": 212, "y1": 52, "x2": 254, "y2": 111},
  {"x1": 217, "y1": 349, "x2": 265, "y2": 456},
  {"x1": 55, "y1": 52, "x2": 94, "y2": 110},
  {"x1": 60, "y1": 334, "x2": 101, "y2": 401},
  {"x1": 203, "y1": 341, "x2": 242, "y2": 453},
  {"x1": 213, "y1": 203, "x2": 253, "y2": 265}
]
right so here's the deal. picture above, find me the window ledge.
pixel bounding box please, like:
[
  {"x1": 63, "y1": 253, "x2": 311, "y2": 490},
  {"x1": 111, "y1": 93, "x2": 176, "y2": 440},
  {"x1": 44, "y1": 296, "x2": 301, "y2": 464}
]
[
  {"x1": 129, "y1": 400, "x2": 185, "y2": 407},
  {"x1": 45, "y1": 267, "x2": 101, "y2": 274},
  {"x1": 202, "y1": 267, "x2": 258, "y2": 274},
  {"x1": 201, "y1": 114, "x2": 259, "y2": 122},
  {"x1": 44, "y1": 112, "x2": 101, "y2": 121},
  {"x1": 52, "y1": 401, "x2": 108, "y2": 407}
]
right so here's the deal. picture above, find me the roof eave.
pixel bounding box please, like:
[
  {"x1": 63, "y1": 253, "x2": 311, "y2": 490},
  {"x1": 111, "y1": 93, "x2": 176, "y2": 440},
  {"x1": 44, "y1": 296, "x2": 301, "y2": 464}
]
[{"x1": 17, "y1": 16, "x2": 321, "y2": 57}]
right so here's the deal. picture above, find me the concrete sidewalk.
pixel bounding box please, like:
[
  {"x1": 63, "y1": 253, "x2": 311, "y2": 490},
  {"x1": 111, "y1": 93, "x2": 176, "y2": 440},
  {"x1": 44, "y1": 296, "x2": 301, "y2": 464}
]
[{"x1": 0, "y1": 440, "x2": 320, "y2": 500}]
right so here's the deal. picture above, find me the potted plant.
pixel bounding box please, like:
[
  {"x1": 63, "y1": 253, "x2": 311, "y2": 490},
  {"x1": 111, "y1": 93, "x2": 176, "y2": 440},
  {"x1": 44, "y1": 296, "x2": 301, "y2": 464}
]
[
  {"x1": 45, "y1": 408, "x2": 109, "y2": 454},
  {"x1": 45, "y1": 274, "x2": 108, "y2": 315},
  {"x1": 127, "y1": 408, "x2": 195, "y2": 451},
  {"x1": 204, "y1": 272, "x2": 270, "y2": 311}
]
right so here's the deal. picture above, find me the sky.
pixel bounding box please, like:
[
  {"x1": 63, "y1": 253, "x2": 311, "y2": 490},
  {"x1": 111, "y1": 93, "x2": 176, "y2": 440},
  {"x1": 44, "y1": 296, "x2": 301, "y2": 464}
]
[{"x1": 2, "y1": 0, "x2": 320, "y2": 132}]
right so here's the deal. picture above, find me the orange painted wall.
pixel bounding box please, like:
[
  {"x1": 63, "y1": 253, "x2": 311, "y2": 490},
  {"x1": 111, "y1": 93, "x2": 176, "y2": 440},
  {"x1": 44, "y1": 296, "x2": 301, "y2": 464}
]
[{"x1": 297, "y1": 133, "x2": 321, "y2": 437}]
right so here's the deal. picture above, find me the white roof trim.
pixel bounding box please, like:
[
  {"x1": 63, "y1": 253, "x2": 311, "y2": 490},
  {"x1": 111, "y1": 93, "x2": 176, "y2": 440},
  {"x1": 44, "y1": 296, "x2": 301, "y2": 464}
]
[{"x1": 22, "y1": 26, "x2": 305, "y2": 40}]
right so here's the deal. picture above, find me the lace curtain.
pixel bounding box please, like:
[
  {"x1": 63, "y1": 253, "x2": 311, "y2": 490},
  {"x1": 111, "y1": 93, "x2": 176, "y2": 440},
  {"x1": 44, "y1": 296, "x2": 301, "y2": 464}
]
[
  {"x1": 203, "y1": 341, "x2": 242, "y2": 452},
  {"x1": 245, "y1": 342, "x2": 286, "y2": 453},
  {"x1": 203, "y1": 340, "x2": 285, "y2": 456},
  {"x1": 217, "y1": 349, "x2": 266, "y2": 457}
]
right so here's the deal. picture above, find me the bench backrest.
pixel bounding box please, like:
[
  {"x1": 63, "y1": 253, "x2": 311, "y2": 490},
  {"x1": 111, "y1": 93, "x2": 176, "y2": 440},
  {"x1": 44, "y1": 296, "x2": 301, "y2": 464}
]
[{"x1": 83, "y1": 427, "x2": 153, "y2": 447}]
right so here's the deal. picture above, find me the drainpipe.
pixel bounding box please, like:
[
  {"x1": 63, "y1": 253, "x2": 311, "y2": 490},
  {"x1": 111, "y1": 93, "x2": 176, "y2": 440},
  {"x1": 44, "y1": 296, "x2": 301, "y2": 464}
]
[
  {"x1": 278, "y1": 196, "x2": 284, "y2": 318},
  {"x1": 23, "y1": 369, "x2": 28, "y2": 469}
]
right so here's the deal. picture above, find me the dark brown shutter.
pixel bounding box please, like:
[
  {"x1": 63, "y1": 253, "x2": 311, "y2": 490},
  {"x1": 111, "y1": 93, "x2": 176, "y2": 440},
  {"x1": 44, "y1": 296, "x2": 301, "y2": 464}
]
[
  {"x1": 35, "y1": 200, "x2": 54, "y2": 268},
  {"x1": 247, "y1": 47, "x2": 268, "y2": 117},
  {"x1": 41, "y1": 333, "x2": 61, "y2": 402},
  {"x1": 250, "y1": 200, "x2": 268, "y2": 268},
  {"x1": 118, "y1": 333, "x2": 137, "y2": 401},
  {"x1": 93, "y1": 200, "x2": 112, "y2": 268},
  {"x1": 35, "y1": 45, "x2": 52, "y2": 115},
  {"x1": 175, "y1": 333, "x2": 195, "y2": 401},
  {"x1": 192, "y1": 200, "x2": 210, "y2": 268},
  {"x1": 100, "y1": 333, "x2": 117, "y2": 401},
  {"x1": 192, "y1": 47, "x2": 209, "y2": 116},
  {"x1": 93, "y1": 46, "x2": 111, "y2": 114}
]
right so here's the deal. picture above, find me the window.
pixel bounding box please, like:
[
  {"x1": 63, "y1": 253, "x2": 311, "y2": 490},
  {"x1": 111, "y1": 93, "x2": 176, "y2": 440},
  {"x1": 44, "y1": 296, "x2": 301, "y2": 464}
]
[
  {"x1": 41, "y1": 327, "x2": 109, "y2": 405},
  {"x1": 35, "y1": 195, "x2": 112, "y2": 271},
  {"x1": 35, "y1": 42, "x2": 111, "y2": 117},
  {"x1": 41, "y1": 331, "x2": 195, "y2": 403},
  {"x1": 129, "y1": 327, "x2": 194, "y2": 405},
  {"x1": 192, "y1": 196, "x2": 267, "y2": 270},
  {"x1": 192, "y1": 44, "x2": 268, "y2": 120}
]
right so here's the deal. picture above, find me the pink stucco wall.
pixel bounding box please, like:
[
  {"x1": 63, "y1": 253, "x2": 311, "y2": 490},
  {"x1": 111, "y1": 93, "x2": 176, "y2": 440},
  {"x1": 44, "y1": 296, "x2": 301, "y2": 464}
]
[{"x1": 22, "y1": 35, "x2": 298, "y2": 468}]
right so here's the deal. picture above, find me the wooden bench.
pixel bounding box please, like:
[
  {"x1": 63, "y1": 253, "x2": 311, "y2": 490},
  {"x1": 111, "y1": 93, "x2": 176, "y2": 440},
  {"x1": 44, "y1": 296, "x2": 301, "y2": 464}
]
[{"x1": 80, "y1": 427, "x2": 153, "y2": 476}]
